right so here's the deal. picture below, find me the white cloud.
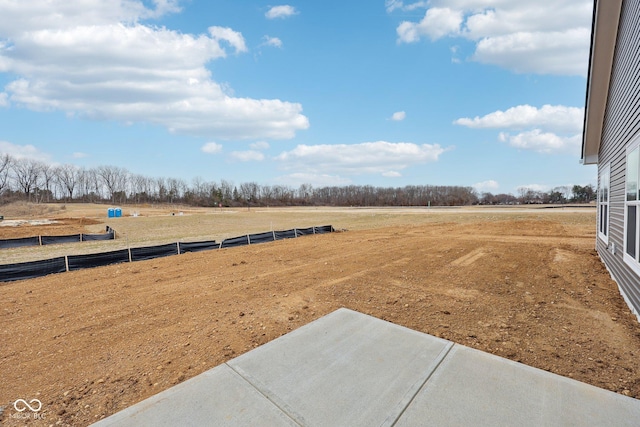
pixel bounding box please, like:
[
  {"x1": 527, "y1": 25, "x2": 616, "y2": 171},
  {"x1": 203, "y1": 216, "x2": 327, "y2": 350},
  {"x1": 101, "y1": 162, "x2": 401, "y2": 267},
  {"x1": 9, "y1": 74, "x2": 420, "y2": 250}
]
[
  {"x1": 0, "y1": 141, "x2": 52, "y2": 162},
  {"x1": 456, "y1": 104, "x2": 582, "y2": 154},
  {"x1": 265, "y1": 5, "x2": 297, "y2": 19},
  {"x1": 0, "y1": 0, "x2": 178, "y2": 35},
  {"x1": 201, "y1": 142, "x2": 223, "y2": 154},
  {"x1": 383, "y1": 171, "x2": 402, "y2": 177},
  {"x1": 397, "y1": 8, "x2": 463, "y2": 43},
  {"x1": 499, "y1": 130, "x2": 581, "y2": 154},
  {"x1": 386, "y1": 1, "x2": 430, "y2": 13},
  {"x1": 0, "y1": 1, "x2": 309, "y2": 140},
  {"x1": 275, "y1": 141, "x2": 447, "y2": 176},
  {"x1": 517, "y1": 184, "x2": 550, "y2": 193},
  {"x1": 390, "y1": 0, "x2": 592, "y2": 76},
  {"x1": 250, "y1": 141, "x2": 270, "y2": 150},
  {"x1": 473, "y1": 180, "x2": 499, "y2": 192},
  {"x1": 0, "y1": 92, "x2": 7, "y2": 106},
  {"x1": 455, "y1": 104, "x2": 583, "y2": 134},
  {"x1": 262, "y1": 36, "x2": 283, "y2": 48},
  {"x1": 72, "y1": 152, "x2": 89, "y2": 159},
  {"x1": 450, "y1": 45, "x2": 461, "y2": 63},
  {"x1": 391, "y1": 111, "x2": 406, "y2": 121},
  {"x1": 229, "y1": 150, "x2": 265, "y2": 162},
  {"x1": 385, "y1": 0, "x2": 403, "y2": 12},
  {"x1": 473, "y1": 28, "x2": 589, "y2": 76},
  {"x1": 208, "y1": 26, "x2": 247, "y2": 53}
]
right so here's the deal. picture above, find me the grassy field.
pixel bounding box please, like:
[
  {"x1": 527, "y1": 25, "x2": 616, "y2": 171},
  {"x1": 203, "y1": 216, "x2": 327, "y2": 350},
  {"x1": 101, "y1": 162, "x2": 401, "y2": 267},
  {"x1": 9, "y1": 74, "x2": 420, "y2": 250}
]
[{"x1": 0, "y1": 203, "x2": 595, "y2": 264}]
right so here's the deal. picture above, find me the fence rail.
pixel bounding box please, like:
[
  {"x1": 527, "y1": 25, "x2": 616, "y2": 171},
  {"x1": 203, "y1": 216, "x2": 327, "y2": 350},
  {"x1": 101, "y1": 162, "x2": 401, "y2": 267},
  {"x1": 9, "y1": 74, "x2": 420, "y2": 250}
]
[{"x1": 0, "y1": 225, "x2": 335, "y2": 282}]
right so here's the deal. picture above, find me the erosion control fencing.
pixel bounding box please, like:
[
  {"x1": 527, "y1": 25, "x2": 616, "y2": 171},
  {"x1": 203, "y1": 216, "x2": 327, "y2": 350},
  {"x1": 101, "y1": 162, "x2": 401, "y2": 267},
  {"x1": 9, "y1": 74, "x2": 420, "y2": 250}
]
[
  {"x1": 41, "y1": 234, "x2": 81, "y2": 245},
  {"x1": 0, "y1": 257, "x2": 67, "y2": 281},
  {"x1": 130, "y1": 243, "x2": 179, "y2": 262},
  {"x1": 178, "y1": 240, "x2": 219, "y2": 254},
  {"x1": 275, "y1": 229, "x2": 297, "y2": 240},
  {"x1": 82, "y1": 232, "x2": 116, "y2": 241},
  {"x1": 221, "y1": 235, "x2": 250, "y2": 248},
  {"x1": 67, "y1": 249, "x2": 130, "y2": 271},
  {"x1": 0, "y1": 225, "x2": 335, "y2": 282},
  {"x1": 0, "y1": 229, "x2": 115, "y2": 249},
  {"x1": 0, "y1": 236, "x2": 40, "y2": 249}
]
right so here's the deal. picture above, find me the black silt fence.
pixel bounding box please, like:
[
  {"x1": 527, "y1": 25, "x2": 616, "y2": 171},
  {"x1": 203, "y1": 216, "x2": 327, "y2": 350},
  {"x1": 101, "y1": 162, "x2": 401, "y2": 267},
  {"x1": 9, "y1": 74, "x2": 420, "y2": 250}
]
[
  {"x1": 0, "y1": 257, "x2": 67, "y2": 282},
  {"x1": 82, "y1": 232, "x2": 115, "y2": 241},
  {"x1": 67, "y1": 249, "x2": 130, "y2": 271},
  {"x1": 41, "y1": 234, "x2": 82, "y2": 245},
  {"x1": 179, "y1": 240, "x2": 219, "y2": 254},
  {"x1": 314, "y1": 225, "x2": 334, "y2": 234},
  {"x1": 248, "y1": 231, "x2": 275, "y2": 245},
  {"x1": 295, "y1": 227, "x2": 315, "y2": 237},
  {"x1": 130, "y1": 243, "x2": 179, "y2": 262},
  {"x1": 221, "y1": 235, "x2": 250, "y2": 248},
  {"x1": 0, "y1": 236, "x2": 40, "y2": 249},
  {"x1": 274, "y1": 229, "x2": 296, "y2": 240},
  {"x1": 0, "y1": 224, "x2": 335, "y2": 282}
]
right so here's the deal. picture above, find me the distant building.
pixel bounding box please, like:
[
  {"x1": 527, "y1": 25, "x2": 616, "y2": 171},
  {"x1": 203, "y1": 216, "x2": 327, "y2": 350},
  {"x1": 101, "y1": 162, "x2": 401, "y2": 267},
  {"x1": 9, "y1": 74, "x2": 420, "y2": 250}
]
[{"x1": 582, "y1": 0, "x2": 640, "y2": 319}]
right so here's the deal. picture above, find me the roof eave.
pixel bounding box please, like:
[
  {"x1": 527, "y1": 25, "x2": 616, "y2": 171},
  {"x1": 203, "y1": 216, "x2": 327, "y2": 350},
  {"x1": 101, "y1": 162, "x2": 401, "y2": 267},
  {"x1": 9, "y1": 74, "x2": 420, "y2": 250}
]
[{"x1": 581, "y1": 0, "x2": 623, "y2": 165}]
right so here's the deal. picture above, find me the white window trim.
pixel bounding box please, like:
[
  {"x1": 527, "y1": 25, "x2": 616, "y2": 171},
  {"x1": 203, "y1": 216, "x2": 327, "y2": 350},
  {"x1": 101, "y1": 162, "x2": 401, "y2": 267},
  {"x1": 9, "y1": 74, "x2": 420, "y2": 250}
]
[
  {"x1": 598, "y1": 163, "x2": 610, "y2": 244},
  {"x1": 623, "y1": 136, "x2": 640, "y2": 276}
]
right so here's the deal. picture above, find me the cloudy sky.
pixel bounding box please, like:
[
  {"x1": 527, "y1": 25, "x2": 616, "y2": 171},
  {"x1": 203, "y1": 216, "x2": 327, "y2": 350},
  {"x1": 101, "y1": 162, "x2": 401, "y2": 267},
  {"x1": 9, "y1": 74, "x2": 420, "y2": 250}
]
[{"x1": 0, "y1": 0, "x2": 594, "y2": 194}]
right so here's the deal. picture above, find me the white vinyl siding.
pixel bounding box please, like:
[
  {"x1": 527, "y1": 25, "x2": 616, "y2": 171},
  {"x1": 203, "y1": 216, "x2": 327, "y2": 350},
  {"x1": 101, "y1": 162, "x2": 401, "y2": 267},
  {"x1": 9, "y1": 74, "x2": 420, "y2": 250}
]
[{"x1": 593, "y1": 0, "x2": 640, "y2": 318}]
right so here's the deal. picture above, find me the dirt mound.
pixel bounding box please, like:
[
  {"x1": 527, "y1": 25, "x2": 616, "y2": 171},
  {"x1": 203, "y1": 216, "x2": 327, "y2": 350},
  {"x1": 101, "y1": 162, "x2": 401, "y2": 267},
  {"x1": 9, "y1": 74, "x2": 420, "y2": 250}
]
[
  {"x1": 0, "y1": 217, "x2": 105, "y2": 239},
  {"x1": 1, "y1": 214, "x2": 639, "y2": 426},
  {"x1": 0, "y1": 201, "x2": 66, "y2": 218}
]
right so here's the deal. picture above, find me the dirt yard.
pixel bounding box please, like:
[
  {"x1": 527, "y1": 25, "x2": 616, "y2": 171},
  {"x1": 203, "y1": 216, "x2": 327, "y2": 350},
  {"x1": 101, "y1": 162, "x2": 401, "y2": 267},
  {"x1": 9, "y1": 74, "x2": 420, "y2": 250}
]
[{"x1": 1, "y1": 204, "x2": 639, "y2": 426}]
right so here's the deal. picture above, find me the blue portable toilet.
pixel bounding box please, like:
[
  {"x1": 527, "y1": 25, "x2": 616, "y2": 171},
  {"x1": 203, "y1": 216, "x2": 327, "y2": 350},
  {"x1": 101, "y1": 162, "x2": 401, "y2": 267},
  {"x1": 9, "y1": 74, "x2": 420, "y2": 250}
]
[
  {"x1": 115, "y1": 207, "x2": 122, "y2": 218},
  {"x1": 108, "y1": 208, "x2": 115, "y2": 218}
]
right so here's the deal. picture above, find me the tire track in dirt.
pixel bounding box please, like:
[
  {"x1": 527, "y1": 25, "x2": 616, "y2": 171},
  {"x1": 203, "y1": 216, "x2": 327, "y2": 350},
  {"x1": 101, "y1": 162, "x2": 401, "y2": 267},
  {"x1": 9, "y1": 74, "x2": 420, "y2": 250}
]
[{"x1": 451, "y1": 247, "x2": 489, "y2": 266}]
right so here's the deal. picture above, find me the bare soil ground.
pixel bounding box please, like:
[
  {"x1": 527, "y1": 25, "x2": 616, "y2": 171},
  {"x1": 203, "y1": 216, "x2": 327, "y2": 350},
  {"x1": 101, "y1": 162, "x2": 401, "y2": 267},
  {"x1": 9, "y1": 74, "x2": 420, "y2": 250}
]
[{"x1": 1, "y1": 203, "x2": 639, "y2": 426}]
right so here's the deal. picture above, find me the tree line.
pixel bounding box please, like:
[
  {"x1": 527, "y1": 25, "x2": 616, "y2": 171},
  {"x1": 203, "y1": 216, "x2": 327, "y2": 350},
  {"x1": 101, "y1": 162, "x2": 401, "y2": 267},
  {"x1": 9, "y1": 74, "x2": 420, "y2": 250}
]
[{"x1": 0, "y1": 154, "x2": 595, "y2": 207}]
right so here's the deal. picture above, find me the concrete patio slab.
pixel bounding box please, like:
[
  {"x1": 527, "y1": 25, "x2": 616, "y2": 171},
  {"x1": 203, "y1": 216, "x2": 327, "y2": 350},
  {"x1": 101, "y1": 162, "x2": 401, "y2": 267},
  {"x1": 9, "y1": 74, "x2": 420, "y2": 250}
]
[
  {"x1": 92, "y1": 364, "x2": 298, "y2": 427},
  {"x1": 93, "y1": 308, "x2": 640, "y2": 427},
  {"x1": 227, "y1": 308, "x2": 453, "y2": 427},
  {"x1": 395, "y1": 344, "x2": 640, "y2": 427}
]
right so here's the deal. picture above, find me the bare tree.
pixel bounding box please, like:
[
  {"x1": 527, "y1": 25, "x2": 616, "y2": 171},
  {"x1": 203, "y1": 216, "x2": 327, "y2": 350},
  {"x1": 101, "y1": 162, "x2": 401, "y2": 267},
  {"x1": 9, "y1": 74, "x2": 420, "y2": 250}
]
[
  {"x1": 78, "y1": 168, "x2": 102, "y2": 202},
  {"x1": 239, "y1": 182, "x2": 259, "y2": 202},
  {"x1": 12, "y1": 158, "x2": 42, "y2": 202},
  {"x1": 260, "y1": 185, "x2": 274, "y2": 205},
  {"x1": 191, "y1": 176, "x2": 204, "y2": 198},
  {"x1": 297, "y1": 183, "x2": 313, "y2": 204},
  {"x1": 220, "y1": 180, "x2": 234, "y2": 204},
  {"x1": 130, "y1": 174, "x2": 151, "y2": 204},
  {"x1": 56, "y1": 164, "x2": 79, "y2": 201},
  {"x1": 0, "y1": 153, "x2": 12, "y2": 199},
  {"x1": 40, "y1": 163, "x2": 56, "y2": 202},
  {"x1": 97, "y1": 165, "x2": 128, "y2": 203},
  {"x1": 155, "y1": 177, "x2": 167, "y2": 202},
  {"x1": 167, "y1": 177, "x2": 186, "y2": 203}
]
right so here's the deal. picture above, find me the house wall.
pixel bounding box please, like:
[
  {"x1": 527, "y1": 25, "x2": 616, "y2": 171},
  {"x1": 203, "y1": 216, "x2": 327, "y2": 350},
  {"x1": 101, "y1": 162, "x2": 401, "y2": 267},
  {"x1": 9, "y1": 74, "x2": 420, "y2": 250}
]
[{"x1": 598, "y1": 0, "x2": 640, "y2": 317}]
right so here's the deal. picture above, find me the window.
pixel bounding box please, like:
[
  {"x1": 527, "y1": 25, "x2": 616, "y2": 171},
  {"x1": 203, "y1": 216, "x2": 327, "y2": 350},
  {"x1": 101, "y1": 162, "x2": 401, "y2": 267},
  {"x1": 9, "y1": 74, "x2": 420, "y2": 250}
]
[
  {"x1": 598, "y1": 164, "x2": 610, "y2": 242},
  {"x1": 624, "y1": 140, "x2": 640, "y2": 274}
]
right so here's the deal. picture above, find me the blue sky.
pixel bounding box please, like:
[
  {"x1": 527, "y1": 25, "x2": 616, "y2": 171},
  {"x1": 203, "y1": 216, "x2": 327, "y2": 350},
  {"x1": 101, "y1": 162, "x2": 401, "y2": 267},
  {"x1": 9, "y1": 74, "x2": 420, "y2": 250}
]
[{"x1": 0, "y1": 0, "x2": 594, "y2": 195}]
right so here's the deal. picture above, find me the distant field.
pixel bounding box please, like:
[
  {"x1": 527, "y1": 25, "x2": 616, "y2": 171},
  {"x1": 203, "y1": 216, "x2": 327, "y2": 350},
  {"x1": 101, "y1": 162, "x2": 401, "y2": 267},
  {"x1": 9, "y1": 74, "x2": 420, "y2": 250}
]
[{"x1": 0, "y1": 202, "x2": 595, "y2": 264}]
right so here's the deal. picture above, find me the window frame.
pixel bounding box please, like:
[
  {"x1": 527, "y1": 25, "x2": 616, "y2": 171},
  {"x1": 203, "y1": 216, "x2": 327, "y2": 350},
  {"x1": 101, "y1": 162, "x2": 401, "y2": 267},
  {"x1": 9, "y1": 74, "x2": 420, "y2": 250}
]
[
  {"x1": 598, "y1": 163, "x2": 610, "y2": 243},
  {"x1": 624, "y1": 136, "x2": 640, "y2": 276}
]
